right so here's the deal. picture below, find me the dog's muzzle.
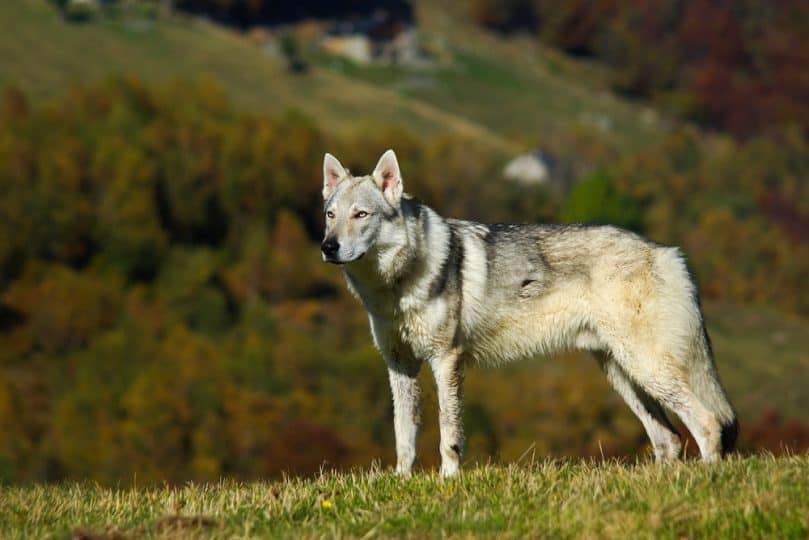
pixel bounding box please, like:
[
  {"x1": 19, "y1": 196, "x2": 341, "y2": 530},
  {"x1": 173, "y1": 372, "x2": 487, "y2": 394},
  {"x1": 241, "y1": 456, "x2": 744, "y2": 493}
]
[{"x1": 321, "y1": 238, "x2": 342, "y2": 263}]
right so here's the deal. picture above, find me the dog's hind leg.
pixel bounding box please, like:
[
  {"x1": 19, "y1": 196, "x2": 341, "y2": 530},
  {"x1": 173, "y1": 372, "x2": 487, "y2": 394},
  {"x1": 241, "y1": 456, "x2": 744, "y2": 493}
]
[
  {"x1": 611, "y1": 348, "x2": 725, "y2": 463},
  {"x1": 684, "y1": 327, "x2": 738, "y2": 457},
  {"x1": 596, "y1": 352, "x2": 682, "y2": 461},
  {"x1": 429, "y1": 350, "x2": 465, "y2": 478}
]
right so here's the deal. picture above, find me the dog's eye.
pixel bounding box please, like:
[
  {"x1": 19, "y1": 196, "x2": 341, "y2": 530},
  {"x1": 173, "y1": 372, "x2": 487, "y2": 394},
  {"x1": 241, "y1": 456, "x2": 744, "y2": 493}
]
[
  {"x1": 326, "y1": 211, "x2": 335, "y2": 219},
  {"x1": 355, "y1": 211, "x2": 369, "y2": 218}
]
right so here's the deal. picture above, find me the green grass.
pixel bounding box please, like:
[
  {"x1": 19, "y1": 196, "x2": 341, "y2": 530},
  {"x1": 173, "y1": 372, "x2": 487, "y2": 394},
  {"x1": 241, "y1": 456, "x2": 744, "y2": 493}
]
[{"x1": 2, "y1": 456, "x2": 807, "y2": 538}]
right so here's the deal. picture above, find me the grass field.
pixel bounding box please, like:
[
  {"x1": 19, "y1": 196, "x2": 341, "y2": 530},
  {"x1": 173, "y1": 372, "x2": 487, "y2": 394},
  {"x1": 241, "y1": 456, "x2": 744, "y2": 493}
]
[{"x1": 2, "y1": 455, "x2": 807, "y2": 538}]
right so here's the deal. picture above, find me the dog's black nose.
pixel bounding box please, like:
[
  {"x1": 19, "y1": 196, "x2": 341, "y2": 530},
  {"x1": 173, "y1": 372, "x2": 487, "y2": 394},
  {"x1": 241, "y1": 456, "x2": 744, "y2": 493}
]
[{"x1": 321, "y1": 238, "x2": 340, "y2": 256}]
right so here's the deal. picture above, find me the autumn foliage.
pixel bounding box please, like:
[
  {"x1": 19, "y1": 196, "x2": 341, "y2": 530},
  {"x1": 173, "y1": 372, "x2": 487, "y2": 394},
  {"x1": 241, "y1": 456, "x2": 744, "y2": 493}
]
[{"x1": 471, "y1": 0, "x2": 809, "y2": 138}]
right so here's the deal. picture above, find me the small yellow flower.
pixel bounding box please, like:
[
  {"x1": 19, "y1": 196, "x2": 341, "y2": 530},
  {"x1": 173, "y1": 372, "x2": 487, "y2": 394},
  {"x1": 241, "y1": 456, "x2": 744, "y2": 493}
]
[{"x1": 321, "y1": 499, "x2": 333, "y2": 509}]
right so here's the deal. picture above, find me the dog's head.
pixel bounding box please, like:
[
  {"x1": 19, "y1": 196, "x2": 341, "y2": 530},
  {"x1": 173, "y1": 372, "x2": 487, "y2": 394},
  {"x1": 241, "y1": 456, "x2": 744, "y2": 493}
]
[{"x1": 320, "y1": 149, "x2": 404, "y2": 265}]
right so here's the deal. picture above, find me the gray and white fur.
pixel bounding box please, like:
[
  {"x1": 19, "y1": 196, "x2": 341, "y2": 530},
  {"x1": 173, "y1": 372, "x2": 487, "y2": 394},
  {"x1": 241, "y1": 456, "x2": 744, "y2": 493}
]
[{"x1": 321, "y1": 150, "x2": 738, "y2": 477}]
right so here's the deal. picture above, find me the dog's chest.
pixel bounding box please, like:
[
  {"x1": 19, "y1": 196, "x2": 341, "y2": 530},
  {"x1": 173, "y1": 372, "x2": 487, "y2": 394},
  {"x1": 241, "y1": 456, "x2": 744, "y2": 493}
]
[
  {"x1": 345, "y1": 260, "x2": 456, "y2": 359},
  {"x1": 394, "y1": 294, "x2": 453, "y2": 358},
  {"x1": 365, "y1": 289, "x2": 454, "y2": 359}
]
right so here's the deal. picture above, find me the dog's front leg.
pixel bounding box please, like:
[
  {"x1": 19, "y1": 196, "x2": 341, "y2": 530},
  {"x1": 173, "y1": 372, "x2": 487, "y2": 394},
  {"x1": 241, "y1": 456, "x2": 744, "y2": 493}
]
[
  {"x1": 429, "y1": 351, "x2": 464, "y2": 478},
  {"x1": 386, "y1": 356, "x2": 421, "y2": 477}
]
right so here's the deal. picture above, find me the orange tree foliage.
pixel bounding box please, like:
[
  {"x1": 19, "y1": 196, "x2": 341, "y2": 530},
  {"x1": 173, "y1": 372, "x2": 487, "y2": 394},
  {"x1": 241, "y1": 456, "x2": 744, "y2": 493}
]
[{"x1": 0, "y1": 80, "x2": 807, "y2": 483}]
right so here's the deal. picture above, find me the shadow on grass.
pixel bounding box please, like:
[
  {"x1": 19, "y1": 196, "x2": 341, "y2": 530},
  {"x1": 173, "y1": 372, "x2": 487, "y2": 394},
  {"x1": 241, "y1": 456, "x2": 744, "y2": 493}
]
[{"x1": 72, "y1": 515, "x2": 217, "y2": 540}]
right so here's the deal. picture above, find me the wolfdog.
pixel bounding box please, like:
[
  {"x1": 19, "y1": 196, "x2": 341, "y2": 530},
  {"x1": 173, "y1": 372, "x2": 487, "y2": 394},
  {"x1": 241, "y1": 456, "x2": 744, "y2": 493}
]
[{"x1": 320, "y1": 149, "x2": 738, "y2": 477}]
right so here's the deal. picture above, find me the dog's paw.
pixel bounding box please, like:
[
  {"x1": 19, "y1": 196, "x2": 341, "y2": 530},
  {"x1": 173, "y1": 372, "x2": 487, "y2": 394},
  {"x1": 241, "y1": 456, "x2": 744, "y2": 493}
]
[
  {"x1": 395, "y1": 465, "x2": 413, "y2": 478},
  {"x1": 439, "y1": 462, "x2": 460, "y2": 479}
]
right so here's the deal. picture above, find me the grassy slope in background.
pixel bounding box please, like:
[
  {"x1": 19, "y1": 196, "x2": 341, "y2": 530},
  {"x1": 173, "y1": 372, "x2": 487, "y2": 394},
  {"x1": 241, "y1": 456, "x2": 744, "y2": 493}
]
[{"x1": 0, "y1": 0, "x2": 668, "y2": 156}]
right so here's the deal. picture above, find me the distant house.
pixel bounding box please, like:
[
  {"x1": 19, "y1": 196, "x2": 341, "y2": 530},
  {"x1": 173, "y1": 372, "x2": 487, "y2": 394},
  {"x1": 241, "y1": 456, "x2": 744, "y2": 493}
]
[
  {"x1": 322, "y1": 34, "x2": 374, "y2": 64},
  {"x1": 321, "y1": 11, "x2": 426, "y2": 65},
  {"x1": 503, "y1": 150, "x2": 559, "y2": 186}
]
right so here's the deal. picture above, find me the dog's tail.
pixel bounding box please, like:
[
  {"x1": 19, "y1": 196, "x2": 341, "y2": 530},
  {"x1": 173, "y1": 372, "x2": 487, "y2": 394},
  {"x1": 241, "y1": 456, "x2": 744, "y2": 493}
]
[
  {"x1": 720, "y1": 416, "x2": 740, "y2": 456},
  {"x1": 693, "y1": 323, "x2": 739, "y2": 456},
  {"x1": 657, "y1": 247, "x2": 738, "y2": 456}
]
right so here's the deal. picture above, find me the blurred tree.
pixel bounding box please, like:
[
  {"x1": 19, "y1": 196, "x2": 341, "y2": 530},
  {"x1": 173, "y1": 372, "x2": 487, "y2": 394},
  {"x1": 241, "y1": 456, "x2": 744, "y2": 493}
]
[
  {"x1": 156, "y1": 248, "x2": 233, "y2": 335},
  {"x1": 472, "y1": 0, "x2": 809, "y2": 138},
  {"x1": 469, "y1": 0, "x2": 537, "y2": 33},
  {"x1": 93, "y1": 139, "x2": 167, "y2": 280},
  {"x1": 561, "y1": 170, "x2": 644, "y2": 232},
  {"x1": 280, "y1": 32, "x2": 308, "y2": 74}
]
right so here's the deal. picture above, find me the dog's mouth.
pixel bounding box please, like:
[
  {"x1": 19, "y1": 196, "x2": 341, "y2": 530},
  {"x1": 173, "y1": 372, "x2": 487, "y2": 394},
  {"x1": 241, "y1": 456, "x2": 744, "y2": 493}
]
[{"x1": 324, "y1": 252, "x2": 365, "y2": 265}]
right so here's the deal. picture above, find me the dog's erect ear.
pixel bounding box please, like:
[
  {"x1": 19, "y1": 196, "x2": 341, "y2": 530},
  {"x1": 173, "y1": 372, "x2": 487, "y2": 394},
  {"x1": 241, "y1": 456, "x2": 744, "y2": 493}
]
[
  {"x1": 372, "y1": 149, "x2": 403, "y2": 206},
  {"x1": 323, "y1": 153, "x2": 348, "y2": 200}
]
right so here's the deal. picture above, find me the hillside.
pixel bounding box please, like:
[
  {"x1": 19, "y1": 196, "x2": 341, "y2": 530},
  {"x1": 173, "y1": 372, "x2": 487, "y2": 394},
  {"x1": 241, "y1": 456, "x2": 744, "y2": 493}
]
[
  {"x1": 0, "y1": 0, "x2": 668, "y2": 158},
  {"x1": 3, "y1": 456, "x2": 808, "y2": 538},
  {"x1": 335, "y1": 0, "x2": 669, "y2": 150}
]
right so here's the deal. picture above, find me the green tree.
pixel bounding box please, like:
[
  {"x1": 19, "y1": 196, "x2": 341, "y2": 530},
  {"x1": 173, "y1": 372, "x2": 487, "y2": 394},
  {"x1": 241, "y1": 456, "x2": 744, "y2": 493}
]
[{"x1": 561, "y1": 170, "x2": 644, "y2": 232}]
